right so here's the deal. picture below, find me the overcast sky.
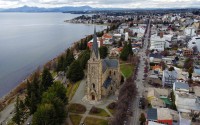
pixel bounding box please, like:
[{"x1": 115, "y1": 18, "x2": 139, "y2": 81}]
[{"x1": 0, "y1": 0, "x2": 200, "y2": 8}]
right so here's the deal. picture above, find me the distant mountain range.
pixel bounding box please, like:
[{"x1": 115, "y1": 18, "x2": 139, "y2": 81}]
[
  {"x1": 0, "y1": 5, "x2": 96, "y2": 12},
  {"x1": 0, "y1": 5, "x2": 199, "y2": 12}
]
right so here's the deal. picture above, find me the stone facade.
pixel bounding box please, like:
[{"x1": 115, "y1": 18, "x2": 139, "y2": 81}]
[{"x1": 86, "y1": 28, "x2": 121, "y2": 101}]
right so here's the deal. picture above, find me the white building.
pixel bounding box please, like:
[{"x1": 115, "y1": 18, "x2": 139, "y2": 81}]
[
  {"x1": 184, "y1": 27, "x2": 196, "y2": 37},
  {"x1": 188, "y1": 35, "x2": 200, "y2": 52},
  {"x1": 150, "y1": 36, "x2": 165, "y2": 51},
  {"x1": 162, "y1": 69, "x2": 177, "y2": 87},
  {"x1": 125, "y1": 32, "x2": 129, "y2": 41}
]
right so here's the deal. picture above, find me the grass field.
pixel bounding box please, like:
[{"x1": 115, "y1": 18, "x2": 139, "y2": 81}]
[
  {"x1": 69, "y1": 114, "x2": 82, "y2": 125},
  {"x1": 68, "y1": 103, "x2": 86, "y2": 114},
  {"x1": 89, "y1": 107, "x2": 110, "y2": 117},
  {"x1": 67, "y1": 80, "x2": 81, "y2": 101},
  {"x1": 84, "y1": 117, "x2": 108, "y2": 125},
  {"x1": 120, "y1": 64, "x2": 134, "y2": 78}
]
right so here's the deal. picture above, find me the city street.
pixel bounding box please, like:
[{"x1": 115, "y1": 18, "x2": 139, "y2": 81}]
[{"x1": 130, "y1": 20, "x2": 151, "y2": 125}]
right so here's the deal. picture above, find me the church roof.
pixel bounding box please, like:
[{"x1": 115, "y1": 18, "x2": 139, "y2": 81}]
[
  {"x1": 103, "y1": 77, "x2": 112, "y2": 89},
  {"x1": 92, "y1": 27, "x2": 99, "y2": 58},
  {"x1": 102, "y1": 59, "x2": 118, "y2": 73}
]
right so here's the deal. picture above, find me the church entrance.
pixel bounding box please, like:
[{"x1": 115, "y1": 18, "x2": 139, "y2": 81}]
[{"x1": 91, "y1": 94, "x2": 95, "y2": 100}]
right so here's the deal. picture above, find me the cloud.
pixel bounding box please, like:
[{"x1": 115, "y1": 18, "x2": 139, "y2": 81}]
[{"x1": 0, "y1": 0, "x2": 200, "y2": 8}]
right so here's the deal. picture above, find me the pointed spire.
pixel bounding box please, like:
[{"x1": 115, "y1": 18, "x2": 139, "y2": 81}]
[{"x1": 92, "y1": 26, "x2": 99, "y2": 58}]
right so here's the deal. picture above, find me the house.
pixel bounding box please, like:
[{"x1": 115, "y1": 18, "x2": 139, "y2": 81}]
[
  {"x1": 174, "y1": 92, "x2": 200, "y2": 113},
  {"x1": 87, "y1": 37, "x2": 103, "y2": 49},
  {"x1": 147, "y1": 88, "x2": 170, "y2": 108},
  {"x1": 182, "y1": 48, "x2": 193, "y2": 56},
  {"x1": 102, "y1": 33, "x2": 112, "y2": 45},
  {"x1": 188, "y1": 35, "x2": 200, "y2": 51},
  {"x1": 162, "y1": 69, "x2": 178, "y2": 87},
  {"x1": 147, "y1": 108, "x2": 173, "y2": 125},
  {"x1": 193, "y1": 68, "x2": 200, "y2": 82},
  {"x1": 109, "y1": 48, "x2": 120, "y2": 57},
  {"x1": 184, "y1": 27, "x2": 196, "y2": 37},
  {"x1": 150, "y1": 35, "x2": 165, "y2": 51},
  {"x1": 173, "y1": 82, "x2": 189, "y2": 93}
]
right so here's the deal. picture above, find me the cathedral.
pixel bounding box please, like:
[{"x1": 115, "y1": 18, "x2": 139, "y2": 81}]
[{"x1": 86, "y1": 28, "x2": 121, "y2": 101}]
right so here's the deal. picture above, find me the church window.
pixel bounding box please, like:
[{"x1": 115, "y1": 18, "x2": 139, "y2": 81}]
[
  {"x1": 114, "y1": 71, "x2": 115, "y2": 75},
  {"x1": 111, "y1": 87, "x2": 112, "y2": 90},
  {"x1": 92, "y1": 83, "x2": 95, "y2": 89},
  {"x1": 109, "y1": 71, "x2": 111, "y2": 75}
]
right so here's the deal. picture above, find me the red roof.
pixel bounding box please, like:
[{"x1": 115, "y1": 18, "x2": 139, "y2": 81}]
[{"x1": 102, "y1": 34, "x2": 112, "y2": 39}]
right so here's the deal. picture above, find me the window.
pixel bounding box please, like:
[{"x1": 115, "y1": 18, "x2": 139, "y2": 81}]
[
  {"x1": 114, "y1": 71, "x2": 116, "y2": 75},
  {"x1": 92, "y1": 83, "x2": 95, "y2": 89},
  {"x1": 109, "y1": 71, "x2": 112, "y2": 75}
]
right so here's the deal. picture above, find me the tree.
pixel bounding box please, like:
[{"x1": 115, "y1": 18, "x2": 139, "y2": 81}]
[
  {"x1": 56, "y1": 55, "x2": 65, "y2": 72},
  {"x1": 120, "y1": 42, "x2": 129, "y2": 61},
  {"x1": 139, "y1": 113, "x2": 146, "y2": 125},
  {"x1": 41, "y1": 68, "x2": 53, "y2": 91},
  {"x1": 13, "y1": 96, "x2": 23, "y2": 125},
  {"x1": 67, "y1": 61, "x2": 84, "y2": 83},
  {"x1": 128, "y1": 41, "x2": 133, "y2": 56},
  {"x1": 78, "y1": 49, "x2": 90, "y2": 69},
  {"x1": 32, "y1": 83, "x2": 67, "y2": 125},
  {"x1": 99, "y1": 46, "x2": 108, "y2": 59},
  {"x1": 25, "y1": 73, "x2": 41, "y2": 114},
  {"x1": 32, "y1": 103, "x2": 56, "y2": 125},
  {"x1": 188, "y1": 67, "x2": 194, "y2": 79},
  {"x1": 184, "y1": 58, "x2": 193, "y2": 70},
  {"x1": 64, "y1": 48, "x2": 75, "y2": 68},
  {"x1": 45, "y1": 82, "x2": 68, "y2": 104}
]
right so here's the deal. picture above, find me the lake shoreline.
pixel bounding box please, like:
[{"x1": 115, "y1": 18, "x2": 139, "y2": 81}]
[{"x1": 0, "y1": 25, "x2": 106, "y2": 111}]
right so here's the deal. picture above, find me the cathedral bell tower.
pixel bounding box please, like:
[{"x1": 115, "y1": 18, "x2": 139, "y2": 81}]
[{"x1": 86, "y1": 27, "x2": 102, "y2": 101}]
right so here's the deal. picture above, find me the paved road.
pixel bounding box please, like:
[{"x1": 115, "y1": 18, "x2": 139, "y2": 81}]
[
  {"x1": 0, "y1": 102, "x2": 15, "y2": 125},
  {"x1": 130, "y1": 20, "x2": 151, "y2": 125}
]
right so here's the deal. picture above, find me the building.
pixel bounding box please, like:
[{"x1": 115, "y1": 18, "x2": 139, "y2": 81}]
[
  {"x1": 162, "y1": 69, "x2": 178, "y2": 87},
  {"x1": 87, "y1": 37, "x2": 103, "y2": 49},
  {"x1": 182, "y1": 48, "x2": 193, "y2": 56},
  {"x1": 188, "y1": 36, "x2": 200, "y2": 52},
  {"x1": 147, "y1": 108, "x2": 173, "y2": 125},
  {"x1": 150, "y1": 35, "x2": 165, "y2": 51},
  {"x1": 173, "y1": 82, "x2": 189, "y2": 93},
  {"x1": 86, "y1": 28, "x2": 121, "y2": 101}
]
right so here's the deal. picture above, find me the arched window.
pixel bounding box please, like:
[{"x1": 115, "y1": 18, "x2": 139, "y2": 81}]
[
  {"x1": 92, "y1": 83, "x2": 95, "y2": 89},
  {"x1": 114, "y1": 71, "x2": 116, "y2": 75},
  {"x1": 109, "y1": 71, "x2": 112, "y2": 75}
]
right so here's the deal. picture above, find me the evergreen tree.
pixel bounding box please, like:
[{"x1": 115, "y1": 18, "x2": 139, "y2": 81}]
[
  {"x1": 120, "y1": 42, "x2": 129, "y2": 61},
  {"x1": 99, "y1": 46, "x2": 108, "y2": 59},
  {"x1": 45, "y1": 82, "x2": 68, "y2": 104},
  {"x1": 56, "y1": 55, "x2": 65, "y2": 71},
  {"x1": 41, "y1": 68, "x2": 53, "y2": 91},
  {"x1": 78, "y1": 49, "x2": 90, "y2": 69},
  {"x1": 128, "y1": 41, "x2": 133, "y2": 55},
  {"x1": 13, "y1": 96, "x2": 22, "y2": 125},
  {"x1": 67, "y1": 61, "x2": 84, "y2": 83},
  {"x1": 64, "y1": 49, "x2": 75, "y2": 69},
  {"x1": 139, "y1": 113, "x2": 146, "y2": 125},
  {"x1": 32, "y1": 103, "x2": 56, "y2": 125}
]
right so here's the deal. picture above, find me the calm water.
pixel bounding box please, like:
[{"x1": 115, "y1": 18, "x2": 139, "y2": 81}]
[{"x1": 0, "y1": 13, "x2": 106, "y2": 98}]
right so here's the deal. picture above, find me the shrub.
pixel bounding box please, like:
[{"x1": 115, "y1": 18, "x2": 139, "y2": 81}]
[
  {"x1": 108, "y1": 102, "x2": 116, "y2": 110},
  {"x1": 90, "y1": 106, "x2": 100, "y2": 114}
]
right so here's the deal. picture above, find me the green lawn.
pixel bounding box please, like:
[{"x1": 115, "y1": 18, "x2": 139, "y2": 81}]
[
  {"x1": 89, "y1": 107, "x2": 110, "y2": 117},
  {"x1": 120, "y1": 64, "x2": 134, "y2": 78},
  {"x1": 69, "y1": 114, "x2": 82, "y2": 125},
  {"x1": 67, "y1": 80, "x2": 81, "y2": 101},
  {"x1": 68, "y1": 103, "x2": 86, "y2": 114},
  {"x1": 84, "y1": 117, "x2": 108, "y2": 125},
  {"x1": 106, "y1": 107, "x2": 115, "y2": 115}
]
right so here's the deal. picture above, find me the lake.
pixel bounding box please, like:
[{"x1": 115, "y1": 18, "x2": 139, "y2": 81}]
[{"x1": 0, "y1": 13, "x2": 106, "y2": 98}]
